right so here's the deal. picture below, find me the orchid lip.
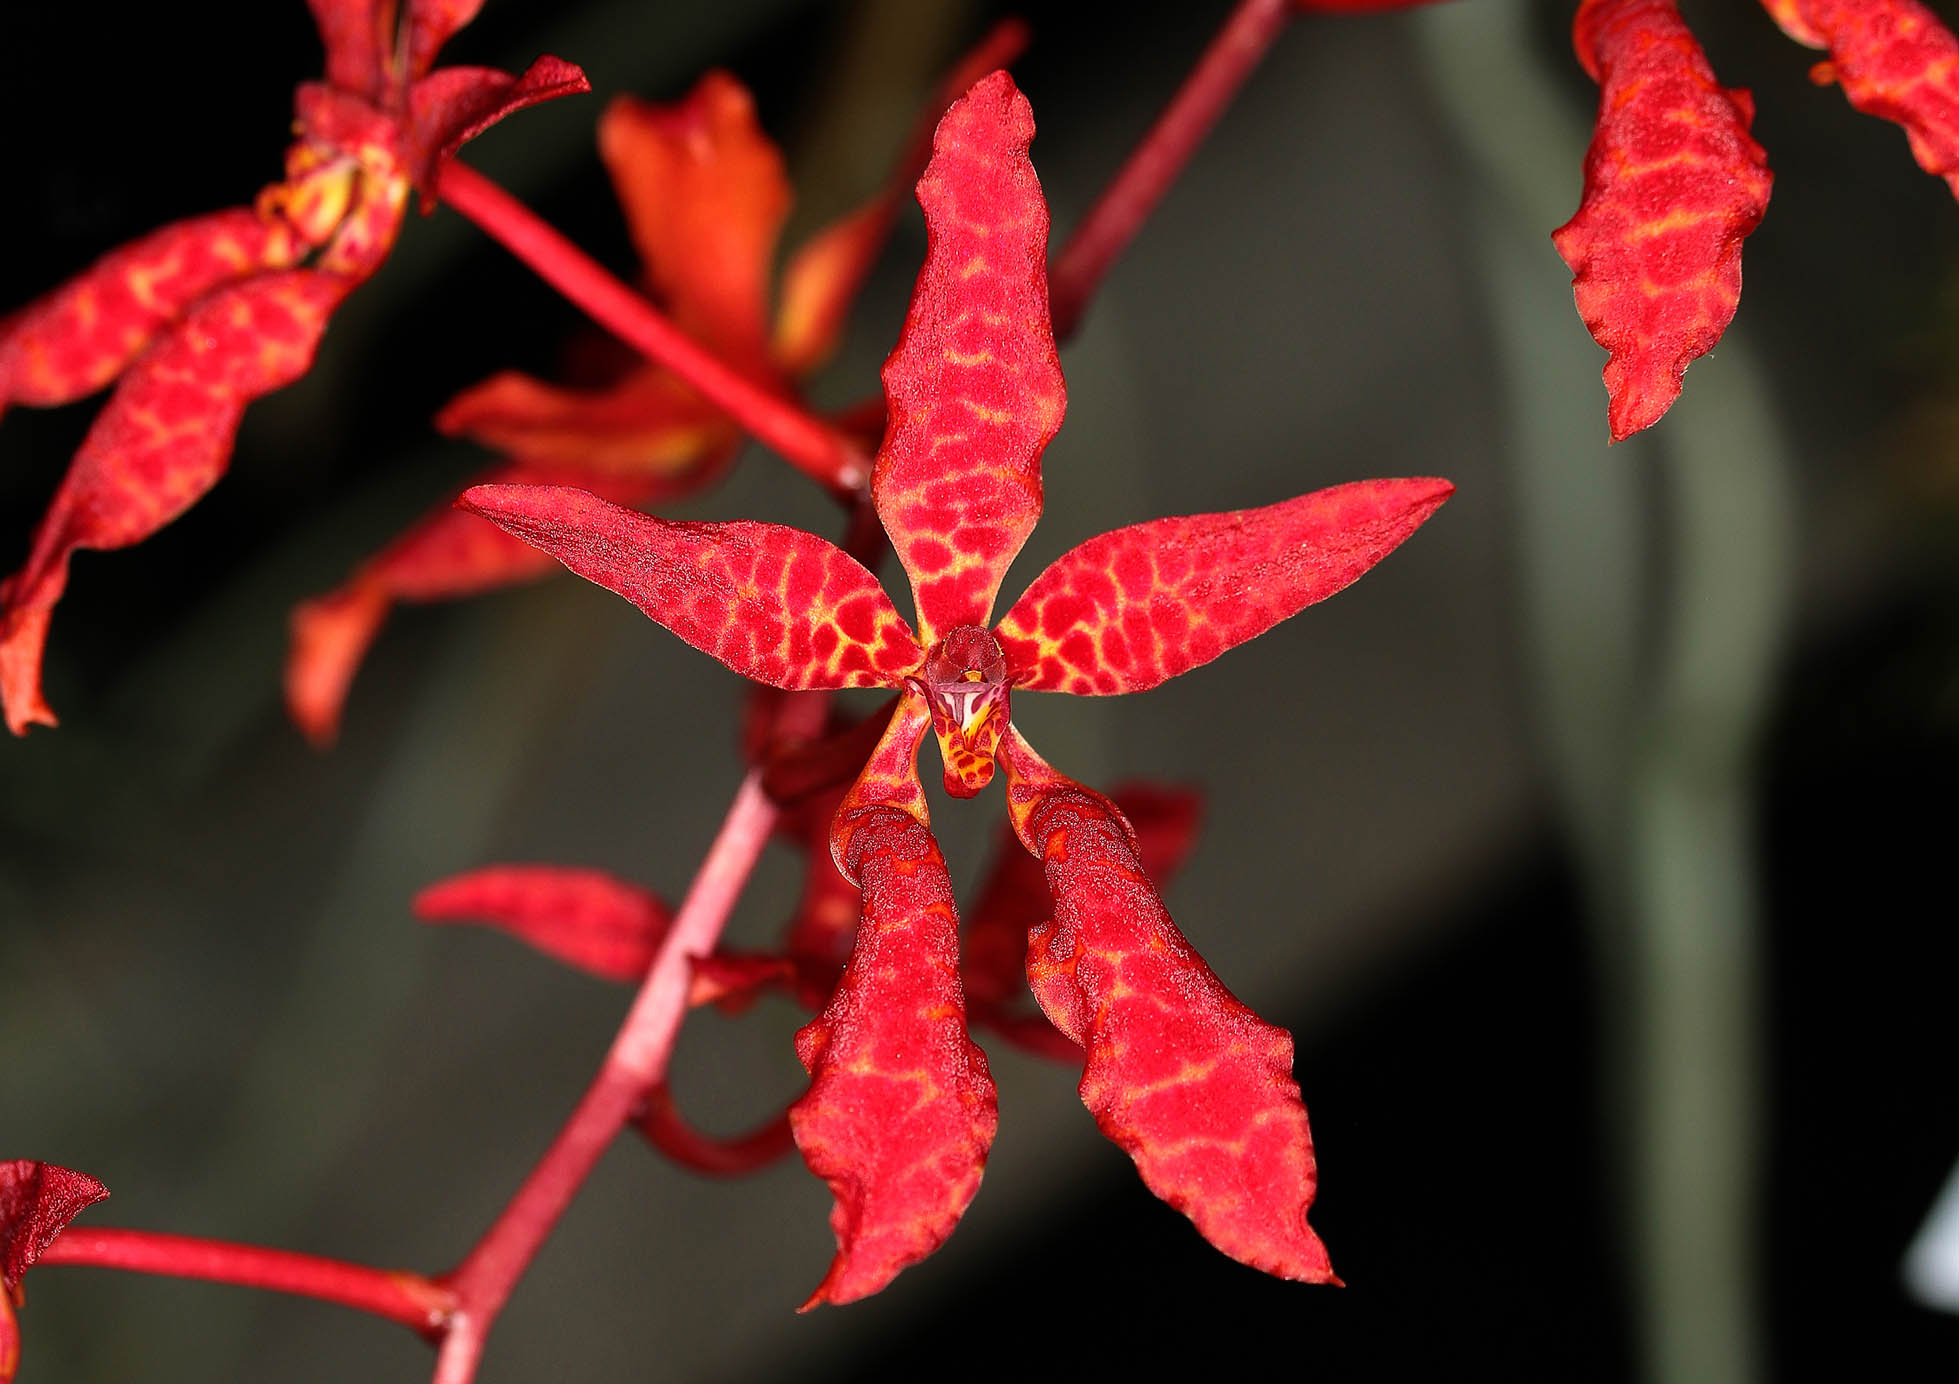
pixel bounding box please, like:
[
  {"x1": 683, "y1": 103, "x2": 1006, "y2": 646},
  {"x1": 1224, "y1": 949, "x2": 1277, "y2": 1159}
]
[{"x1": 914, "y1": 625, "x2": 1012, "y2": 798}]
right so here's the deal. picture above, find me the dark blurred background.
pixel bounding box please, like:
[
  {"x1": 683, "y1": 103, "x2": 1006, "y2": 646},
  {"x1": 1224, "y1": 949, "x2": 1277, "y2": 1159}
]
[{"x1": 2, "y1": 0, "x2": 1957, "y2": 1379}]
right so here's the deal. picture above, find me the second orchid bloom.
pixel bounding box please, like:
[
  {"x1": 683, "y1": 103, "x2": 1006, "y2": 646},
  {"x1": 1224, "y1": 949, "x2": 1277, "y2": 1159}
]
[{"x1": 463, "y1": 71, "x2": 1451, "y2": 1303}]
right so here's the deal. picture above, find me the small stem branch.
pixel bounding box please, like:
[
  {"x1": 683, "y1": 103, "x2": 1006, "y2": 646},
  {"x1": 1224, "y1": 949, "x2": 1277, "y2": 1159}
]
[
  {"x1": 1048, "y1": 0, "x2": 1292, "y2": 341},
  {"x1": 434, "y1": 161, "x2": 869, "y2": 495},
  {"x1": 38, "y1": 1228, "x2": 453, "y2": 1335},
  {"x1": 430, "y1": 771, "x2": 779, "y2": 1384}
]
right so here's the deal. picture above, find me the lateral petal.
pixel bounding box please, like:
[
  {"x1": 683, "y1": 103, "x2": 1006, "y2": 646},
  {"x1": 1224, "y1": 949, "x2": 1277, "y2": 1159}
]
[
  {"x1": 1000, "y1": 740, "x2": 1336, "y2": 1284},
  {"x1": 457, "y1": 484, "x2": 924, "y2": 690},
  {"x1": 0, "y1": 209, "x2": 303, "y2": 413},
  {"x1": 872, "y1": 71, "x2": 1064, "y2": 646},
  {"x1": 0, "y1": 1161, "x2": 109, "y2": 1294},
  {"x1": 790, "y1": 806, "x2": 997, "y2": 1307},
  {"x1": 1554, "y1": 0, "x2": 1773, "y2": 441},
  {"x1": 405, "y1": 57, "x2": 592, "y2": 205},
  {"x1": 1, "y1": 271, "x2": 351, "y2": 735},
  {"x1": 995, "y1": 477, "x2": 1452, "y2": 695}
]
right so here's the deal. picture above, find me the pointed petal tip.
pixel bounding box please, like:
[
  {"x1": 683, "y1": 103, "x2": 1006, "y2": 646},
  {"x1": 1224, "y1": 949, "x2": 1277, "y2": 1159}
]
[
  {"x1": 0, "y1": 609, "x2": 58, "y2": 738},
  {"x1": 286, "y1": 582, "x2": 391, "y2": 749}
]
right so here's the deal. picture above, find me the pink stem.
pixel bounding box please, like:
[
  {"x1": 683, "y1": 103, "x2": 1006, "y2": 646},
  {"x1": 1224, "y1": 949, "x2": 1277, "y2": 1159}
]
[
  {"x1": 433, "y1": 161, "x2": 869, "y2": 496},
  {"x1": 1048, "y1": 0, "x2": 1292, "y2": 341},
  {"x1": 37, "y1": 1228, "x2": 453, "y2": 1336},
  {"x1": 430, "y1": 771, "x2": 779, "y2": 1384}
]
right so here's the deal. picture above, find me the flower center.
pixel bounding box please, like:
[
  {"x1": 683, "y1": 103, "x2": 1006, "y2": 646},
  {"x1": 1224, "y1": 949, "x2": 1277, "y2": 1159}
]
[{"x1": 913, "y1": 626, "x2": 1011, "y2": 798}]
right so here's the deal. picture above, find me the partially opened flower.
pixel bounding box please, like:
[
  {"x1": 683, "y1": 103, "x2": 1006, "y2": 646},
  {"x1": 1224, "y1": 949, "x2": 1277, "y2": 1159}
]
[
  {"x1": 0, "y1": 1161, "x2": 110, "y2": 1384},
  {"x1": 286, "y1": 23, "x2": 1028, "y2": 746},
  {"x1": 0, "y1": 0, "x2": 587, "y2": 735},
  {"x1": 461, "y1": 71, "x2": 1451, "y2": 1304},
  {"x1": 1557, "y1": 0, "x2": 1959, "y2": 440}
]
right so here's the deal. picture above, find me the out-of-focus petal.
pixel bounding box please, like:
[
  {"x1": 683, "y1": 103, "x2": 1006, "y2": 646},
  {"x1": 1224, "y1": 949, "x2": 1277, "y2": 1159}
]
[
  {"x1": 790, "y1": 806, "x2": 997, "y2": 1307},
  {"x1": 599, "y1": 75, "x2": 791, "y2": 371},
  {"x1": 286, "y1": 460, "x2": 722, "y2": 746},
  {"x1": 434, "y1": 365, "x2": 732, "y2": 475},
  {"x1": 1763, "y1": 0, "x2": 1959, "y2": 198},
  {"x1": 1, "y1": 271, "x2": 351, "y2": 735},
  {"x1": 457, "y1": 484, "x2": 925, "y2": 689},
  {"x1": 0, "y1": 210, "x2": 303, "y2": 413},
  {"x1": 405, "y1": 57, "x2": 592, "y2": 205},
  {"x1": 406, "y1": 0, "x2": 488, "y2": 80},
  {"x1": 307, "y1": 0, "x2": 392, "y2": 100},
  {"x1": 999, "y1": 742, "x2": 1337, "y2": 1284},
  {"x1": 872, "y1": 71, "x2": 1064, "y2": 646},
  {"x1": 996, "y1": 477, "x2": 1452, "y2": 695},
  {"x1": 413, "y1": 863, "x2": 671, "y2": 983},
  {"x1": 1553, "y1": 0, "x2": 1773, "y2": 441}
]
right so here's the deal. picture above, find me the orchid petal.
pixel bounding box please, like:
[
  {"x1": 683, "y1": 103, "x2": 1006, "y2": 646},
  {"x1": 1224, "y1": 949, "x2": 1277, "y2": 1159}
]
[
  {"x1": 790, "y1": 807, "x2": 997, "y2": 1307},
  {"x1": 999, "y1": 738, "x2": 1336, "y2": 1284},
  {"x1": 406, "y1": 57, "x2": 592, "y2": 206},
  {"x1": 872, "y1": 71, "x2": 1064, "y2": 646},
  {"x1": 996, "y1": 477, "x2": 1452, "y2": 695},
  {"x1": 1553, "y1": 0, "x2": 1773, "y2": 441},
  {"x1": 457, "y1": 484, "x2": 924, "y2": 690},
  {"x1": 1, "y1": 271, "x2": 351, "y2": 735},
  {"x1": 413, "y1": 864, "x2": 672, "y2": 984},
  {"x1": 1763, "y1": 0, "x2": 1959, "y2": 198},
  {"x1": 0, "y1": 1161, "x2": 109, "y2": 1294}
]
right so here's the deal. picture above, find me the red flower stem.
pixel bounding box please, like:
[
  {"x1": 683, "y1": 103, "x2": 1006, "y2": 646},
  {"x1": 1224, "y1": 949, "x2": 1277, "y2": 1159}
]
[
  {"x1": 636, "y1": 1085, "x2": 796, "y2": 1177},
  {"x1": 1047, "y1": 0, "x2": 1292, "y2": 341},
  {"x1": 430, "y1": 770, "x2": 779, "y2": 1384},
  {"x1": 433, "y1": 160, "x2": 870, "y2": 496},
  {"x1": 37, "y1": 1228, "x2": 453, "y2": 1335}
]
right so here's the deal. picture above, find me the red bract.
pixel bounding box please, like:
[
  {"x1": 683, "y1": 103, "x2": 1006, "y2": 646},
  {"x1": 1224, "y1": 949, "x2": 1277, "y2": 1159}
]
[
  {"x1": 0, "y1": 0, "x2": 586, "y2": 736},
  {"x1": 1763, "y1": 0, "x2": 1959, "y2": 196},
  {"x1": 288, "y1": 24, "x2": 1028, "y2": 746},
  {"x1": 461, "y1": 70, "x2": 1451, "y2": 1300},
  {"x1": 0, "y1": 1160, "x2": 109, "y2": 1384},
  {"x1": 1553, "y1": 0, "x2": 1773, "y2": 443}
]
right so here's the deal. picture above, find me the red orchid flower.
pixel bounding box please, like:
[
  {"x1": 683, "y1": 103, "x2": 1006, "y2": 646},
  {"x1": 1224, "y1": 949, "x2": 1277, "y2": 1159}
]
[
  {"x1": 0, "y1": 0, "x2": 586, "y2": 736},
  {"x1": 286, "y1": 24, "x2": 1028, "y2": 747},
  {"x1": 1557, "y1": 0, "x2": 1959, "y2": 441},
  {"x1": 0, "y1": 1161, "x2": 110, "y2": 1384},
  {"x1": 459, "y1": 71, "x2": 1451, "y2": 1304}
]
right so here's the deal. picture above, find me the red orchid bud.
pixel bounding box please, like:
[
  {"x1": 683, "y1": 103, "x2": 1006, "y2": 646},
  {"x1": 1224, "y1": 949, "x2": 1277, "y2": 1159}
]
[
  {"x1": 790, "y1": 807, "x2": 997, "y2": 1307},
  {"x1": 1762, "y1": 0, "x2": 1959, "y2": 197},
  {"x1": 1554, "y1": 0, "x2": 1773, "y2": 441},
  {"x1": 1000, "y1": 738, "x2": 1335, "y2": 1285},
  {"x1": 414, "y1": 865, "x2": 672, "y2": 984},
  {"x1": 995, "y1": 477, "x2": 1452, "y2": 695}
]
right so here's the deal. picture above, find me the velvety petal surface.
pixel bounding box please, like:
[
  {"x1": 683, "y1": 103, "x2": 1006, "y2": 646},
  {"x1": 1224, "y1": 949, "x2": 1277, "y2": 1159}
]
[
  {"x1": 458, "y1": 484, "x2": 924, "y2": 689},
  {"x1": 1764, "y1": 0, "x2": 1959, "y2": 197},
  {"x1": 1, "y1": 271, "x2": 351, "y2": 734},
  {"x1": 790, "y1": 806, "x2": 997, "y2": 1307},
  {"x1": 0, "y1": 210, "x2": 302, "y2": 413},
  {"x1": 405, "y1": 57, "x2": 592, "y2": 200},
  {"x1": 871, "y1": 71, "x2": 1064, "y2": 646},
  {"x1": 0, "y1": 1161, "x2": 109, "y2": 1293},
  {"x1": 413, "y1": 864, "x2": 673, "y2": 983},
  {"x1": 1553, "y1": 0, "x2": 1773, "y2": 441},
  {"x1": 1001, "y1": 742, "x2": 1336, "y2": 1284},
  {"x1": 996, "y1": 477, "x2": 1453, "y2": 694}
]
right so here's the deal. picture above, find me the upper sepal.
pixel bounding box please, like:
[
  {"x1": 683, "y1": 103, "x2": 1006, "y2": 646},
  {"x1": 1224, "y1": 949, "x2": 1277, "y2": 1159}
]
[
  {"x1": 457, "y1": 484, "x2": 925, "y2": 690},
  {"x1": 872, "y1": 71, "x2": 1063, "y2": 647},
  {"x1": 790, "y1": 807, "x2": 997, "y2": 1307},
  {"x1": 414, "y1": 864, "x2": 672, "y2": 983},
  {"x1": 995, "y1": 477, "x2": 1453, "y2": 695}
]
